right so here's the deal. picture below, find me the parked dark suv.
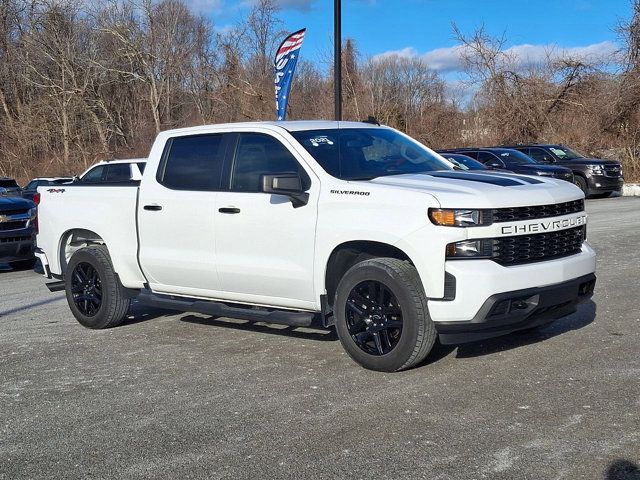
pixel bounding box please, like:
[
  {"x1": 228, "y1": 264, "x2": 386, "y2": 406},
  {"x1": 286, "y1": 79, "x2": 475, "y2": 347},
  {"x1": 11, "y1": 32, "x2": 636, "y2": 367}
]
[
  {"x1": 499, "y1": 144, "x2": 623, "y2": 197},
  {"x1": 0, "y1": 196, "x2": 36, "y2": 268},
  {"x1": 440, "y1": 148, "x2": 575, "y2": 183}
]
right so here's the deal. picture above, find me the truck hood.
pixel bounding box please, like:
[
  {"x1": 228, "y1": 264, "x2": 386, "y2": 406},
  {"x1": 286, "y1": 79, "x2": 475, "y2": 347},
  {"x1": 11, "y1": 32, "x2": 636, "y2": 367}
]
[
  {"x1": 363, "y1": 171, "x2": 583, "y2": 208},
  {"x1": 0, "y1": 196, "x2": 35, "y2": 210}
]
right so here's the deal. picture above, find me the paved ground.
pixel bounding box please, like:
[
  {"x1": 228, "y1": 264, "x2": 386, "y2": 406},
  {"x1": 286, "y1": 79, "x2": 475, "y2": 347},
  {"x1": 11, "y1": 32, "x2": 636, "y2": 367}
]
[{"x1": 1, "y1": 197, "x2": 639, "y2": 480}]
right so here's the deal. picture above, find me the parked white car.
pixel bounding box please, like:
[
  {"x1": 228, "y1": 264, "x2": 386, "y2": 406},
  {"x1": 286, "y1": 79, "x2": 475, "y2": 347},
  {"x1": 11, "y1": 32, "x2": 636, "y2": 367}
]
[
  {"x1": 76, "y1": 158, "x2": 146, "y2": 184},
  {"x1": 34, "y1": 121, "x2": 596, "y2": 371}
]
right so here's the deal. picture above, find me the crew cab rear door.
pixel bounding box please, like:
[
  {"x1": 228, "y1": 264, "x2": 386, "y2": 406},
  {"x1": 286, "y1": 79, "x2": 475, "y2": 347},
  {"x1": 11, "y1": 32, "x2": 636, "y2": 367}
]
[
  {"x1": 137, "y1": 133, "x2": 234, "y2": 296},
  {"x1": 213, "y1": 131, "x2": 318, "y2": 310}
]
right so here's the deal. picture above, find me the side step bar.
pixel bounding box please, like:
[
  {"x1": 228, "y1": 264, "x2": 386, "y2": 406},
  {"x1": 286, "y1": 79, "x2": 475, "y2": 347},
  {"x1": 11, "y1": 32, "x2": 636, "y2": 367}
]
[
  {"x1": 46, "y1": 281, "x2": 65, "y2": 292},
  {"x1": 136, "y1": 290, "x2": 317, "y2": 327}
]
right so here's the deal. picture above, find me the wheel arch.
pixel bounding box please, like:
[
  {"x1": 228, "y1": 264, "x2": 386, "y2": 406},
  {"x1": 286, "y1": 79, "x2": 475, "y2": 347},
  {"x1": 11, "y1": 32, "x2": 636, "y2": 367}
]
[
  {"x1": 324, "y1": 240, "x2": 414, "y2": 307},
  {"x1": 58, "y1": 228, "x2": 106, "y2": 275}
]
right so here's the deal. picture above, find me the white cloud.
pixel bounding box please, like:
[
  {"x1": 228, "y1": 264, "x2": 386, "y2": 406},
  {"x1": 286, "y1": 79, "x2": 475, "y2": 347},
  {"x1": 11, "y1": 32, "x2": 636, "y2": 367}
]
[
  {"x1": 239, "y1": 0, "x2": 314, "y2": 12},
  {"x1": 277, "y1": 0, "x2": 314, "y2": 11},
  {"x1": 373, "y1": 41, "x2": 620, "y2": 73},
  {"x1": 184, "y1": 0, "x2": 225, "y2": 14}
]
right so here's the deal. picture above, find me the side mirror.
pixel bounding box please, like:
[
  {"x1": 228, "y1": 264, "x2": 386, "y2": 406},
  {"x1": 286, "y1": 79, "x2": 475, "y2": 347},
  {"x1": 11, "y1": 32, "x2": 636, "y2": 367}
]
[
  {"x1": 72, "y1": 175, "x2": 80, "y2": 183},
  {"x1": 261, "y1": 174, "x2": 309, "y2": 208},
  {"x1": 542, "y1": 155, "x2": 555, "y2": 163}
]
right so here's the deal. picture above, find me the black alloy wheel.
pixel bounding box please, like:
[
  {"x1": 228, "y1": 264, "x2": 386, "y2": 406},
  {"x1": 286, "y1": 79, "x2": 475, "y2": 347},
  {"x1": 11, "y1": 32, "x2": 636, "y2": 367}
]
[
  {"x1": 70, "y1": 261, "x2": 102, "y2": 317},
  {"x1": 345, "y1": 280, "x2": 403, "y2": 356}
]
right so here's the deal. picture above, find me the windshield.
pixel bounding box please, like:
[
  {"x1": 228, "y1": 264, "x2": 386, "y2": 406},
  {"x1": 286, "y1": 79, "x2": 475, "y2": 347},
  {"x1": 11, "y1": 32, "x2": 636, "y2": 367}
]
[
  {"x1": 0, "y1": 179, "x2": 19, "y2": 189},
  {"x1": 291, "y1": 128, "x2": 451, "y2": 180},
  {"x1": 494, "y1": 150, "x2": 537, "y2": 165},
  {"x1": 548, "y1": 146, "x2": 584, "y2": 160},
  {"x1": 442, "y1": 154, "x2": 485, "y2": 171}
]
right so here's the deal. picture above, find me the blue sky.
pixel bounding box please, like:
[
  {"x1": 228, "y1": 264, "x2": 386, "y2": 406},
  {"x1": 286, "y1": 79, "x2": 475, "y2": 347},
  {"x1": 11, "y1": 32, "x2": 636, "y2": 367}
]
[{"x1": 203, "y1": 0, "x2": 631, "y2": 73}]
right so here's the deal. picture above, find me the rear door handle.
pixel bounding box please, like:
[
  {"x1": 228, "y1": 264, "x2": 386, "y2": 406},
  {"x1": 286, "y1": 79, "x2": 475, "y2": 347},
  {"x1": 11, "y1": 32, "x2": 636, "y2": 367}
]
[
  {"x1": 143, "y1": 205, "x2": 162, "y2": 211},
  {"x1": 218, "y1": 207, "x2": 241, "y2": 214}
]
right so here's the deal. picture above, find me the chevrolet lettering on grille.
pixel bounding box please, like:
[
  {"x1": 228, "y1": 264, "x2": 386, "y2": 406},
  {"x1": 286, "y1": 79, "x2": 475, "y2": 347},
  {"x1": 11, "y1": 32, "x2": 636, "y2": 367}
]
[{"x1": 500, "y1": 214, "x2": 587, "y2": 235}]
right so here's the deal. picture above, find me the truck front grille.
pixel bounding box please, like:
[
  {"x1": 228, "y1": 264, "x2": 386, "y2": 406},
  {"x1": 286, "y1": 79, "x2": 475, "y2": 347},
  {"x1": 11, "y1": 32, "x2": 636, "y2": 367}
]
[
  {"x1": 604, "y1": 165, "x2": 622, "y2": 177},
  {"x1": 493, "y1": 226, "x2": 585, "y2": 265},
  {"x1": 0, "y1": 235, "x2": 31, "y2": 243},
  {"x1": 491, "y1": 200, "x2": 584, "y2": 223}
]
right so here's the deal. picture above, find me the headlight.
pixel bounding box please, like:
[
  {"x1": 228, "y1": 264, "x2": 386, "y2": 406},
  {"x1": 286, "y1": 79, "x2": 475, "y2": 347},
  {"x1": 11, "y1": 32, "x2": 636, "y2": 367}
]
[
  {"x1": 429, "y1": 208, "x2": 492, "y2": 227},
  {"x1": 446, "y1": 239, "x2": 496, "y2": 258},
  {"x1": 588, "y1": 165, "x2": 605, "y2": 175}
]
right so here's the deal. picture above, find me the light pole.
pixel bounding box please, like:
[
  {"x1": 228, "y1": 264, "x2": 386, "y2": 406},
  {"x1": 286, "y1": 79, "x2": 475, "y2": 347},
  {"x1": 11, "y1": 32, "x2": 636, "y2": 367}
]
[{"x1": 334, "y1": 0, "x2": 342, "y2": 121}]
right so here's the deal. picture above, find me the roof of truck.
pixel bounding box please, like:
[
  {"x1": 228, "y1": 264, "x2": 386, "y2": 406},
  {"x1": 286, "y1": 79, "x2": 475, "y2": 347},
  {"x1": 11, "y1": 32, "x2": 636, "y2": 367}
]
[{"x1": 162, "y1": 120, "x2": 386, "y2": 136}]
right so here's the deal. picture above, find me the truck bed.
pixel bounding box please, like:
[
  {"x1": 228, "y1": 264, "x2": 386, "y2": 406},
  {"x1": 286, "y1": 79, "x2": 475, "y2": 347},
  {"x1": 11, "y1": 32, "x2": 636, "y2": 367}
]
[{"x1": 36, "y1": 184, "x2": 146, "y2": 288}]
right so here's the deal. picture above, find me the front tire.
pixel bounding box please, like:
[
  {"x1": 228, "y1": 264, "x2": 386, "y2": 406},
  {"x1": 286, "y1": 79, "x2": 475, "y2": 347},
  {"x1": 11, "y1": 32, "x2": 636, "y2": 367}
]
[
  {"x1": 334, "y1": 258, "x2": 437, "y2": 372},
  {"x1": 574, "y1": 176, "x2": 588, "y2": 196},
  {"x1": 65, "y1": 245, "x2": 130, "y2": 329},
  {"x1": 10, "y1": 258, "x2": 36, "y2": 270}
]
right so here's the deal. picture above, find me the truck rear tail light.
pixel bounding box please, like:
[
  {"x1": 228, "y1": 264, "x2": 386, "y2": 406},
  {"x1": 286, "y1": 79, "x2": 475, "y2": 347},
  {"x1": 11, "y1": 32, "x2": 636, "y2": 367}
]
[{"x1": 33, "y1": 192, "x2": 41, "y2": 205}]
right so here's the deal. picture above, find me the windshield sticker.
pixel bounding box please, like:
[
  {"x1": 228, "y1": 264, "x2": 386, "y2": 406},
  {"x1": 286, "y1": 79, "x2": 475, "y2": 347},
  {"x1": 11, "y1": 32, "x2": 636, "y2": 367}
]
[{"x1": 308, "y1": 136, "x2": 335, "y2": 147}]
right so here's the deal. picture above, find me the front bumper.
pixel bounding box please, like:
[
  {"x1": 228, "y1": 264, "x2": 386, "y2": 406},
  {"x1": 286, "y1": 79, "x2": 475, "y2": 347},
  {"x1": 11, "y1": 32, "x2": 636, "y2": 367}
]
[
  {"x1": 0, "y1": 230, "x2": 35, "y2": 263},
  {"x1": 586, "y1": 174, "x2": 623, "y2": 194},
  {"x1": 435, "y1": 273, "x2": 595, "y2": 344}
]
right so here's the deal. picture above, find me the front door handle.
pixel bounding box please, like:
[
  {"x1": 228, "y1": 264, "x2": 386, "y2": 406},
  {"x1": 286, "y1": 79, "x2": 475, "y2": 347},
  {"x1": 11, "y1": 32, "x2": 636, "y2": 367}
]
[
  {"x1": 143, "y1": 205, "x2": 162, "y2": 211},
  {"x1": 218, "y1": 207, "x2": 241, "y2": 214}
]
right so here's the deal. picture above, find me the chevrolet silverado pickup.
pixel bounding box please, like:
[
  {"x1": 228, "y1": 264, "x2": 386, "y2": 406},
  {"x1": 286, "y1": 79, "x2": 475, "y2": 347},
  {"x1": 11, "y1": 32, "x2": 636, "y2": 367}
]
[{"x1": 35, "y1": 121, "x2": 596, "y2": 372}]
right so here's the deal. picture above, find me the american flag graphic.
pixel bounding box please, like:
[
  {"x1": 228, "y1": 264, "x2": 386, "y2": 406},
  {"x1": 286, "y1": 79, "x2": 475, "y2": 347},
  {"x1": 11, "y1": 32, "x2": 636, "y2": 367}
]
[
  {"x1": 275, "y1": 30, "x2": 306, "y2": 64},
  {"x1": 274, "y1": 28, "x2": 306, "y2": 121}
]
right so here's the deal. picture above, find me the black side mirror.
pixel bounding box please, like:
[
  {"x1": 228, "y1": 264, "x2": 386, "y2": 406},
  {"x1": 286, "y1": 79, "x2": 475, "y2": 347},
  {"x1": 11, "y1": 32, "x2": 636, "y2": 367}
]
[
  {"x1": 542, "y1": 155, "x2": 555, "y2": 163},
  {"x1": 262, "y1": 174, "x2": 309, "y2": 208}
]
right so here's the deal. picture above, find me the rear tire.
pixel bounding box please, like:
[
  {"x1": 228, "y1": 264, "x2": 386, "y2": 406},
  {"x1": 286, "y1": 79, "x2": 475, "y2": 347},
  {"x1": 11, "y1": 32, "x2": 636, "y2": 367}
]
[
  {"x1": 334, "y1": 257, "x2": 437, "y2": 372},
  {"x1": 65, "y1": 245, "x2": 130, "y2": 329}
]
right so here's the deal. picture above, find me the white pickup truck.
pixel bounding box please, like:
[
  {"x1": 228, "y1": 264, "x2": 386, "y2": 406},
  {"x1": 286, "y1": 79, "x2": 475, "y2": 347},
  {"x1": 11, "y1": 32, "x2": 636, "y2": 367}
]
[{"x1": 35, "y1": 121, "x2": 596, "y2": 372}]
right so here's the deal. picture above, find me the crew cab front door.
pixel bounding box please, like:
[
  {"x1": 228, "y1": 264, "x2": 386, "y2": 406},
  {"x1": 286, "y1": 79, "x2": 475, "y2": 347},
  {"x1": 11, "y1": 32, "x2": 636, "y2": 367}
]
[
  {"x1": 138, "y1": 133, "x2": 234, "y2": 296},
  {"x1": 214, "y1": 132, "x2": 318, "y2": 310}
]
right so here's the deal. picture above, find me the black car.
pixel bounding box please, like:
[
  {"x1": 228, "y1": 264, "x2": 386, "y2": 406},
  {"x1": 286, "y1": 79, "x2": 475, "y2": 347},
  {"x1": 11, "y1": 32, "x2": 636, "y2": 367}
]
[
  {"x1": 0, "y1": 196, "x2": 36, "y2": 268},
  {"x1": 441, "y1": 148, "x2": 575, "y2": 183},
  {"x1": 22, "y1": 177, "x2": 73, "y2": 202},
  {"x1": 499, "y1": 144, "x2": 623, "y2": 197}
]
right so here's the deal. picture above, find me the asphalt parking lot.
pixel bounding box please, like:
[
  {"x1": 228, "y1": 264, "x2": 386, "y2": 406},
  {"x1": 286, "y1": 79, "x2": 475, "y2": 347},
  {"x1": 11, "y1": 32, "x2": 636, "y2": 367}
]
[{"x1": 1, "y1": 197, "x2": 639, "y2": 480}]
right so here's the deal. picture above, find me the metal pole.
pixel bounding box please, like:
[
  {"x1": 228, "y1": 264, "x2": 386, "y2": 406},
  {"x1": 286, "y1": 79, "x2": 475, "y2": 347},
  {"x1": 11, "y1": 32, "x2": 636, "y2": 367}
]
[{"x1": 334, "y1": 0, "x2": 342, "y2": 121}]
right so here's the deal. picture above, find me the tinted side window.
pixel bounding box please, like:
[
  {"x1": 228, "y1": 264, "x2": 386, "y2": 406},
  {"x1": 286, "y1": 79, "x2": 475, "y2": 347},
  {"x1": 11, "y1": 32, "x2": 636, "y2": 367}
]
[
  {"x1": 105, "y1": 163, "x2": 132, "y2": 182},
  {"x1": 461, "y1": 151, "x2": 479, "y2": 160},
  {"x1": 137, "y1": 162, "x2": 146, "y2": 174},
  {"x1": 25, "y1": 180, "x2": 39, "y2": 191},
  {"x1": 477, "y1": 151, "x2": 497, "y2": 163},
  {"x1": 528, "y1": 148, "x2": 549, "y2": 162},
  {"x1": 231, "y1": 133, "x2": 304, "y2": 192},
  {"x1": 82, "y1": 166, "x2": 106, "y2": 183},
  {"x1": 161, "y1": 134, "x2": 227, "y2": 191}
]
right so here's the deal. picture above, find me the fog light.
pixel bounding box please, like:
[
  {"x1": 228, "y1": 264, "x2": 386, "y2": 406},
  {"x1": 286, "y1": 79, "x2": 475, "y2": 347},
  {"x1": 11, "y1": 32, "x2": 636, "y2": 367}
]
[{"x1": 446, "y1": 239, "x2": 495, "y2": 259}]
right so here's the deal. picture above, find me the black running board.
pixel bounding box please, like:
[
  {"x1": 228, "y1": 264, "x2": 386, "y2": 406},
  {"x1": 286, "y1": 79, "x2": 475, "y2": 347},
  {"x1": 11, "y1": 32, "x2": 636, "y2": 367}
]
[
  {"x1": 136, "y1": 290, "x2": 317, "y2": 327},
  {"x1": 46, "y1": 280, "x2": 65, "y2": 292}
]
